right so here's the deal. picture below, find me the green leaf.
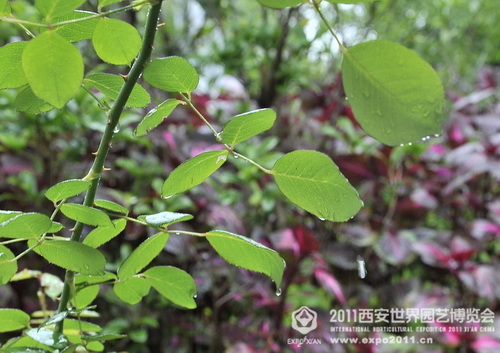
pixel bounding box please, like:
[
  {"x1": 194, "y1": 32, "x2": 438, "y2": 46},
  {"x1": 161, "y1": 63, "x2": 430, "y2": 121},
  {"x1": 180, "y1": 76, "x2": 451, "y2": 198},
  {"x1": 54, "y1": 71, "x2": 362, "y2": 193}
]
[
  {"x1": 0, "y1": 213, "x2": 52, "y2": 239},
  {"x1": 0, "y1": 211, "x2": 22, "y2": 223},
  {"x1": 45, "y1": 179, "x2": 91, "y2": 203},
  {"x1": 83, "y1": 219, "x2": 127, "y2": 248},
  {"x1": 206, "y1": 230, "x2": 285, "y2": 288},
  {"x1": 81, "y1": 333, "x2": 126, "y2": 342},
  {"x1": 220, "y1": 108, "x2": 277, "y2": 147},
  {"x1": 113, "y1": 277, "x2": 151, "y2": 305},
  {"x1": 144, "y1": 56, "x2": 199, "y2": 93},
  {"x1": 60, "y1": 203, "x2": 113, "y2": 227},
  {"x1": 35, "y1": 0, "x2": 86, "y2": 19},
  {"x1": 0, "y1": 42, "x2": 28, "y2": 89},
  {"x1": 143, "y1": 266, "x2": 197, "y2": 309},
  {"x1": 161, "y1": 150, "x2": 228, "y2": 198},
  {"x1": 47, "y1": 11, "x2": 99, "y2": 42},
  {"x1": 47, "y1": 221, "x2": 64, "y2": 233},
  {"x1": 134, "y1": 99, "x2": 183, "y2": 136},
  {"x1": 257, "y1": 0, "x2": 304, "y2": 8},
  {"x1": 0, "y1": 244, "x2": 17, "y2": 285},
  {"x1": 94, "y1": 199, "x2": 129, "y2": 215},
  {"x1": 0, "y1": 309, "x2": 30, "y2": 332},
  {"x1": 272, "y1": 150, "x2": 362, "y2": 222},
  {"x1": 92, "y1": 18, "x2": 141, "y2": 65},
  {"x1": 83, "y1": 73, "x2": 150, "y2": 108},
  {"x1": 26, "y1": 328, "x2": 69, "y2": 349},
  {"x1": 38, "y1": 240, "x2": 106, "y2": 275},
  {"x1": 22, "y1": 31, "x2": 83, "y2": 108},
  {"x1": 342, "y1": 40, "x2": 445, "y2": 146},
  {"x1": 0, "y1": 0, "x2": 11, "y2": 16},
  {"x1": 15, "y1": 86, "x2": 54, "y2": 114},
  {"x1": 73, "y1": 273, "x2": 116, "y2": 309},
  {"x1": 118, "y1": 232, "x2": 169, "y2": 280},
  {"x1": 138, "y1": 211, "x2": 193, "y2": 227},
  {"x1": 3, "y1": 348, "x2": 51, "y2": 353}
]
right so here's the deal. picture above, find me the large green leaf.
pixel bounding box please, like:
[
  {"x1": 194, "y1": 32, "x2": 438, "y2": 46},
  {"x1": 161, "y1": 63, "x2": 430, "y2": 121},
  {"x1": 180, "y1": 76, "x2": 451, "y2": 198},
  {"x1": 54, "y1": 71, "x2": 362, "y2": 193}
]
[
  {"x1": 83, "y1": 73, "x2": 150, "y2": 107},
  {"x1": 220, "y1": 108, "x2": 277, "y2": 147},
  {"x1": 0, "y1": 245, "x2": 17, "y2": 285},
  {"x1": 0, "y1": 309, "x2": 30, "y2": 332},
  {"x1": 93, "y1": 199, "x2": 128, "y2": 215},
  {"x1": 272, "y1": 150, "x2": 362, "y2": 221},
  {"x1": 257, "y1": 0, "x2": 304, "y2": 9},
  {"x1": 60, "y1": 203, "x2": 113, "y2": 227},
  {"x1": 134, "y1": 99, "x2": 183, "y2": 136},
  {"x1": 143, "y1": 56, "x2": 199, "y2": 93},
  {"x1": 47, "y1": 11, "x2": 99, "y2": 42},
  {"x1": 45, "y1": 179, "x2": 91, "y2": 203},
  {"x1": 0, "y1": 211, "x2": 22, "y2": 223},
  {"x1": 15, "y1": 86, "x2": 54, "y2": 114},
  {"x1": 161, "y1": 150, "x2": 228, "y2": 198},
  {"x1": 92, "y1": 18, "x2": 141, "y2": 65},
  {"x1": 206, "y1": 230, "x2": 285, "y2": 288},
  {"x1": 38, "y1": 240, "x2": 105, "y2": 275},
  {"x1": 342, "y1": 40, "x2": 445, "y2": 146},
  {"x1": 0, "y1": 213, "x2": 52, "y2": 239},
  {"x1": 35, "y1": 0, "x2": 85, "y2": 19},
  {"x1": 73, "y1": 273, "x2": 116, "y2": 309},
  {"x1": 22, "y1": 31, "x2": 83, "y2": 108},
  {"x1": 113, "y1": 277, "x2": 151, "y2": 305},
  {"x1": 143, "y1": 266, "x2": 197, "y2": 309},
  {"x1": 83, "y1": 218, "x2": 127, "y2": 248},
  {"x1": 138, "y1": 211, "x2": 193, "y2": 228},
  {"x1": 117, "y1": 232, "x2": 169, "y2": 280},
  {"x1": 0, "y1": 42, "x2": 27, "y2": 89}
]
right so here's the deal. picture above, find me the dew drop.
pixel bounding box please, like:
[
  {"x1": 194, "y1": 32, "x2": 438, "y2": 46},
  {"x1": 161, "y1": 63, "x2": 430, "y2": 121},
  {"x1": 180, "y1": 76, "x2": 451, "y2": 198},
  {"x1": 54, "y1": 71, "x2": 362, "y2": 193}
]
[
  {"x1": 193, "y1": 294, "x2": 198, "y2": 299},
  {"x1": 215, "y1": 133, "x2": 222, "y2": 142},
  {"x1": 113, "y1": 125, "x2": 121, "y2": 133},
  {"x1": 163, "y1": 195, "x2": 174, "y2": 200},
  {"x1": 275, "y1": 288, "x2": 282, "y2": 296},
  {"x1": 233, "y1": 154, "x2": 239, "y2": 159},
  {"x1": 216, "y1": 155, "x2": 227, "y2": 164},
  {"x1": 433, "y1": 133, "x2": 441, "y2": 138},
  {"x1": 318, "y1": 217, "x2": 325, "y2": 221}
]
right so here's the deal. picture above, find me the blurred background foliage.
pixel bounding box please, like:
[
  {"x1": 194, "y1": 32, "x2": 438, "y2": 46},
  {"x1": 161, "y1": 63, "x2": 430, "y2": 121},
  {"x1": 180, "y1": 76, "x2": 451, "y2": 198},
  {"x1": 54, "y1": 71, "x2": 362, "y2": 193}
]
[{"x1": 0, "y1": 0, "x2": 499, "y2": 352}]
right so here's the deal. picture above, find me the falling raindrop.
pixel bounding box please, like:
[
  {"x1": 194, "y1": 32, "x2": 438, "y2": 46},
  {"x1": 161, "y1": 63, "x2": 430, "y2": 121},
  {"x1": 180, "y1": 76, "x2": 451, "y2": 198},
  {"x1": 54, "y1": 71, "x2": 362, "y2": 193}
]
[{"x1": 356, "y1": 256, "x2": 366, "y2": 279}]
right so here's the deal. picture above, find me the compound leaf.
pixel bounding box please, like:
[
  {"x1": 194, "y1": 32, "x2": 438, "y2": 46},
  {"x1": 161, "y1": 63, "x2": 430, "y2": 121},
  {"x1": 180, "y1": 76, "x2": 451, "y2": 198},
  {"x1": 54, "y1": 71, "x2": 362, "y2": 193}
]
[
  {"x1": 143, "y1": 266, "x2": 197, "y2": 309},
  {"x1": 272, "y1": 150, "x2": 362, "y2": 222},
  {"x1": 38, "y1": 240, "x2": 105, "y2": 276},
  {"x1": 161, "y1": 150, "x2": 228, "y2": 198},
  {"x1": 144, "y1": 56, "x2": 199, "y2": 93},
  {"x1": 22, "y1": 31, "x2": 83, "y2": 108},
  {"x1": 117, "y1": 232, "x2": 169, "y2": 280},
  {"x1": 220, "y1": 108, "x2": 276, "y2": 147},
  {"x1": 83, "y1": 73, "x2": 150, "y2": 107},
  {"x1": 0, "y1": 213, "x2": 52, "y2": 239},
  {"x1": 45, "y1": 179, "x2": 91, "y2": 203},
  {"x1": 60, "y1": 204, "x2": 113, "y2": 227},
  {"x1": 206, "y1": 230, "x2": 285, "y2": 288},
  {"x1": 134, "y1": 99, "x2": 183, "y2": 136},
  {"x1": 92, "y1": 18, "x2": 141, "y2": 65},
  {"x1": 342, "y1": 40, "x2": 445, "y2": 146}
]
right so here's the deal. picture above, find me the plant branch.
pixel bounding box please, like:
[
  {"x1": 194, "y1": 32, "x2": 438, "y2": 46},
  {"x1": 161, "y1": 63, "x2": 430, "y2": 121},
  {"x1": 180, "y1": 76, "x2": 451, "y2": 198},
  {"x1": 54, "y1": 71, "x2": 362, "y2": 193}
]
[
  {"x1": 180, "y1": 93, "x2": 220, "y2": 137},
  {"x1": 311, "y1": 0, "x2": 347, "y2": 53},
  {"x1": 54, "y1": 0, "x2": 164, "y2": 336}
]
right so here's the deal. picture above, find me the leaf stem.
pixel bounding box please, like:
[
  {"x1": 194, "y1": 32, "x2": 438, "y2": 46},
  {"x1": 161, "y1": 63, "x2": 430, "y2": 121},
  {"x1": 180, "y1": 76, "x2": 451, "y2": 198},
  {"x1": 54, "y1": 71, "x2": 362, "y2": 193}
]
[
  {"x1": 232, "y1": 151, "x2": 272, "y2": 174},
  {"x1": 311, "y1": 0, "x2": 347, "y2": 53},
  {"x1": 54, "y1": 0, "x2": 164, "y2": 336},
  {"x1": 180, "y1": 93, "x2": 220, "y2": 137},
  {"x1": 169, "y1": 230, "x2": 208, "y2": 237}
]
